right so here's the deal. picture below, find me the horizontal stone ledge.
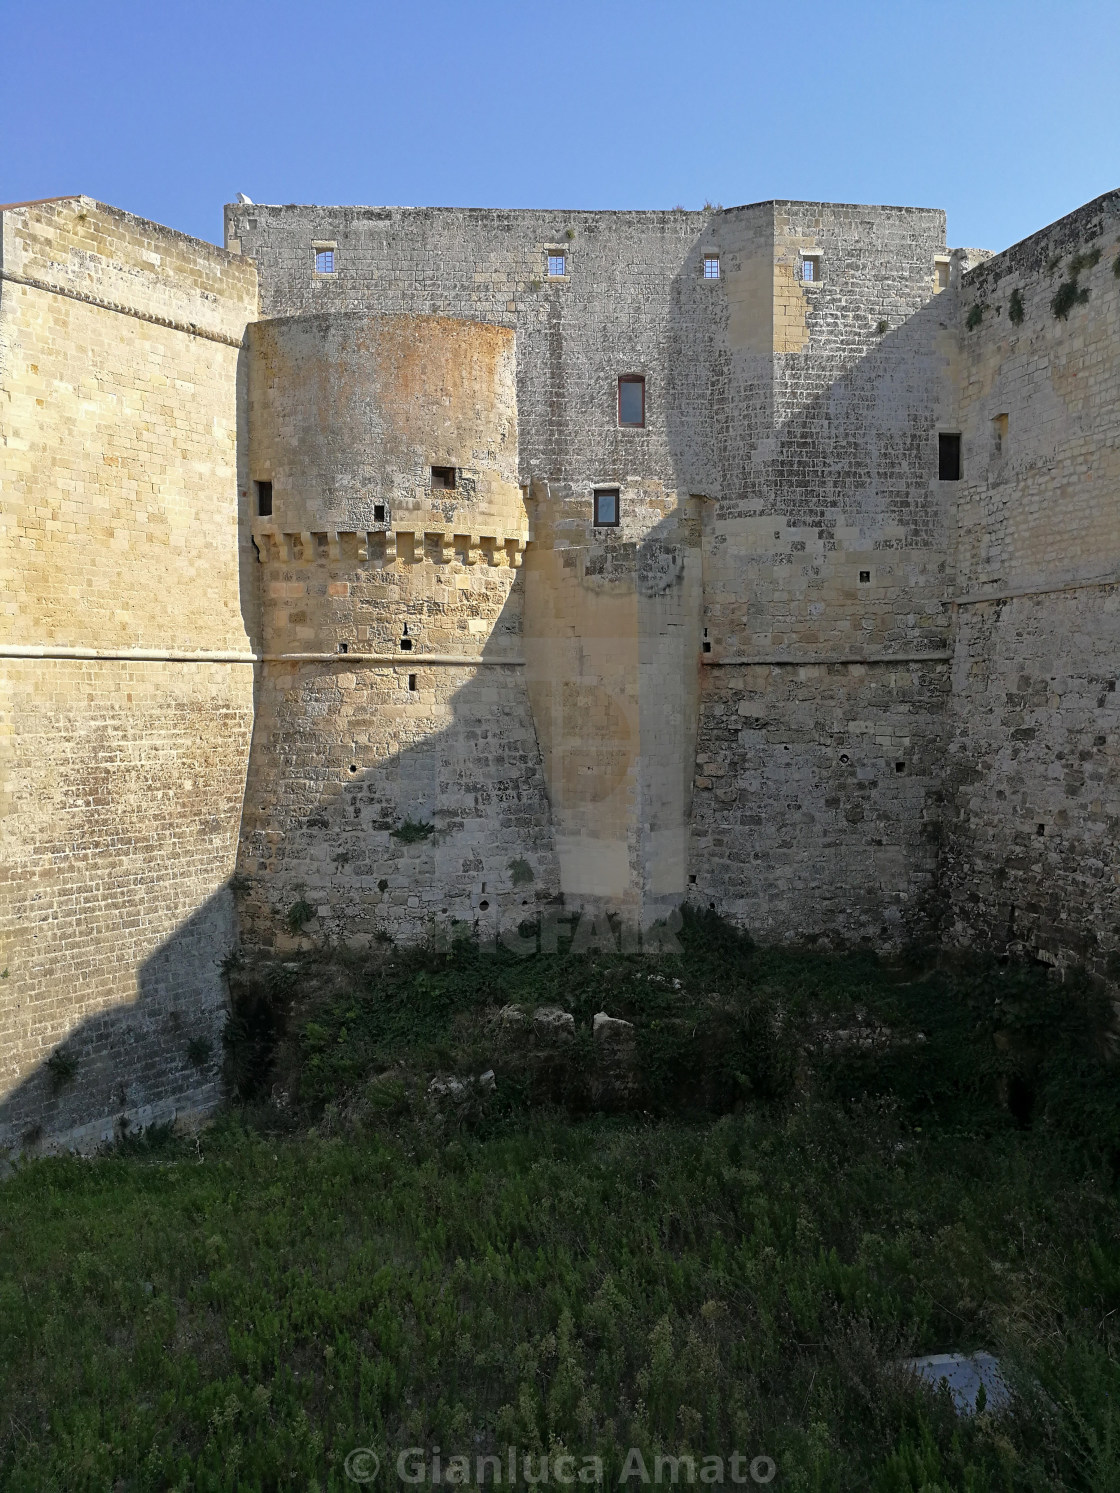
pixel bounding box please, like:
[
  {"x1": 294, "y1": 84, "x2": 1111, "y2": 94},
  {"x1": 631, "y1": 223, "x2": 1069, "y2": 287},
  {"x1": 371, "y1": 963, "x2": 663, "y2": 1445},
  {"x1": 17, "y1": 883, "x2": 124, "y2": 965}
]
[
  {"x1": 951, "y1": 573, "x2": 1120, "y2": 606},
  {"x1": 703, "y1": 651, "x2": 953, "y2": 667},
  {"x1": 1, "y1": 646, "x2": 525, "y2": 667},
  {"x1": 0, "y1": 268, "x2": 247, "y2": 348},
  {"x1": 261, "y1": 653, "x2": 526, "y2": 666},
  {"x1": 1, "y1": 645, "x2": 257, "y2": 663}
]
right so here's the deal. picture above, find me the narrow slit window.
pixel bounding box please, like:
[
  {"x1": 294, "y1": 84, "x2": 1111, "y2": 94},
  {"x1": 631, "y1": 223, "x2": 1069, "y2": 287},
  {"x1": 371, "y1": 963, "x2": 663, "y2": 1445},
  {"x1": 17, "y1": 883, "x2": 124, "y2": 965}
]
[
  {"x1": 802, "y1": 254, "x2": 821, "y2": 283},
  {"x1": 408, "y1": 673, "x2": 418, "y2": 691},
  {"x1": 992, "y1": 413, "x2": 1008, "y2": 458},
  {"x1": 702, "y1": 255, "x2": 720, "y2": 279},
  {"x1": 593, "y1": 488, "x2": 620, "y2": 527},
  {"x1": 314, "y1": 248, "x2": 336, "y2": 274},
  {"x1": 431, "y1": 466, "x2": 457, "y2": 490},
  {"x1": 618, "y1": 375, "x2": 645, "y2": 428},
  {"x1": 935, "y1": 257, "x2": 951, "y2": 291},
  {"x1": 255, "y1": 480, "x2": 273, "y2": 517},
  {"x1": 547, "y1": 252, "x2": 566, "y2": 278},
  {"x1": 938, "y1": 432, "x2": 962, "y2": 481}
]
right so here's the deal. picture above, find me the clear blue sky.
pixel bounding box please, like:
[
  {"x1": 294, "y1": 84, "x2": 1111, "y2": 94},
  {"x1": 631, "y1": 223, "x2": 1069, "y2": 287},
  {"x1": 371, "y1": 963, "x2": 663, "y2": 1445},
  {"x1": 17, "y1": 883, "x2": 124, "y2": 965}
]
[{"x1": 5, "y1": 0, "x2": 1118, "y2": 254}]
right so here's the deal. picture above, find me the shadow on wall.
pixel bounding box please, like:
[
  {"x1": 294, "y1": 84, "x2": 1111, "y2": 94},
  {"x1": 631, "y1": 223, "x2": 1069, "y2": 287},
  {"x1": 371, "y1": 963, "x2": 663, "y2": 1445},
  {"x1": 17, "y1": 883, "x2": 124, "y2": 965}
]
[
  {"x1": 0, "y1": 888, "x2": 235, "y2": 1156},
  {"x1": 665, "y1": 241, "x2": 960, "y2": 947}
]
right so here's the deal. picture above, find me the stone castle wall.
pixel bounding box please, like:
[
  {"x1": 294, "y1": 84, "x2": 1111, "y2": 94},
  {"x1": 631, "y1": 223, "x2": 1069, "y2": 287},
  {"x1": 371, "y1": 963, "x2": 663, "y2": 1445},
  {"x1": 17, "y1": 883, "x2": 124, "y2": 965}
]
[
  {"x1": 0, "y1": 197, "x2": 258, "y2": 1150},
  {"x1": 942, "y1": 190, "x2": 1120, "y2": 973},
  {"x1": 228, "y1": 199, "x2": 955, "y2": 936},
  {"x1": 4, "y1": 186, "x2": 1118, "y2": 1149},
  {"x1": 236, "y1": 311, "x2": 556, "y2": 947}
]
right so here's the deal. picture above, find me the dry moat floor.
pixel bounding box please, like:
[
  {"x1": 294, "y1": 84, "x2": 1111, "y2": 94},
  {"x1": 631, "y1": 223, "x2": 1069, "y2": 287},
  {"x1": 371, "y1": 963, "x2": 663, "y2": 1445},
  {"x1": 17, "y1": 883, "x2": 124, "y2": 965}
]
[{"x1": 2, "y1": 912, "x2": 1119, "y2": 1492}]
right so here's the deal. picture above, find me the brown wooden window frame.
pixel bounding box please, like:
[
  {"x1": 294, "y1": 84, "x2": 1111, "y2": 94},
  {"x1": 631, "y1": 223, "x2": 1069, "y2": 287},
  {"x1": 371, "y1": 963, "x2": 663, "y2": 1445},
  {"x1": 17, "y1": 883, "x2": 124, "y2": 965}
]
[
  {"x1": 593, "y1": 488, "x2": 620, "y2": 527},
  {"x1": 617, "y1": 375, "x2": 645, "y2": 428}
]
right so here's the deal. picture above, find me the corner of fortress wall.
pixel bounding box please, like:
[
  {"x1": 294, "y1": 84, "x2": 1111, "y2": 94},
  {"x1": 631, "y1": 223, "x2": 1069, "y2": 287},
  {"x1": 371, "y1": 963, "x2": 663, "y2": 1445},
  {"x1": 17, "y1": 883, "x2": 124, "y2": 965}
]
[
  {"x1": 940, "y1": 189, "x2": 1120, "y2": 971},
  {"x1": 3, "y1": 187, "x2": 1119, "y2": 1147},
  {"x1": 0, "y1": 196, "x2": 259, "y2": 1152}
]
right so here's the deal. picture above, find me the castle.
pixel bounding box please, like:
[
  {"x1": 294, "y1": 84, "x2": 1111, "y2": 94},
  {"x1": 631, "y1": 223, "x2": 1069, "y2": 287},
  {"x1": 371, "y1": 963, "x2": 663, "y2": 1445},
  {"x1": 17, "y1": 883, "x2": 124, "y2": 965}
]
[{"x1": 2, "y1": 188, "x2": 1118, "y2": 1149}]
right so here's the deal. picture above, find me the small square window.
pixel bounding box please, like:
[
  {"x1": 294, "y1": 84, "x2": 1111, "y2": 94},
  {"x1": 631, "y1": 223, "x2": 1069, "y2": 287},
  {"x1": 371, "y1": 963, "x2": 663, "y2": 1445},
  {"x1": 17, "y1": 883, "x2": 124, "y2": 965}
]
[
  {"x1": 802, "y1": 254, "x2": 821, "y2": 283},
  {"x1": 939, "y1": 432, "x2": 962, "y2": 481},
  {"x1": 431, "y1": 466, "x2": 457, "y2": 490},
  {"x1": 618, "y1": 375, "x2": 645, "y2": 428},
  {"x1": 594, "y1": 488, "x2": 620, "y2": 527},
  {"x1": 859, "y1": 570, "x2": 871, "y2": 584},
  {"x1": 314, "y1": 248, "x2": 335, "y2": 275},
  {"x1": 255, "y1": 479, "x2": 273, "y2": 517},
  {"x1": 547, "y1": 252, "x2": 566, "y2": 278},
  {"x1": 702, "y1": 255, "x2": 720, "y2": 279}
]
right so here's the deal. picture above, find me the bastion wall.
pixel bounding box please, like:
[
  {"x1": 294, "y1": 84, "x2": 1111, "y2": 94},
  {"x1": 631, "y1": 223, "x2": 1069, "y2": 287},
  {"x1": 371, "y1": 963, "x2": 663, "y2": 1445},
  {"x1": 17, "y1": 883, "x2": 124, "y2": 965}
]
[
  {"x1": 942, "y1": 190, "x2": 1120, "y2": 975},
  {"x1": 0, "y1": 197, "x2": 258, "y2": 1150}
]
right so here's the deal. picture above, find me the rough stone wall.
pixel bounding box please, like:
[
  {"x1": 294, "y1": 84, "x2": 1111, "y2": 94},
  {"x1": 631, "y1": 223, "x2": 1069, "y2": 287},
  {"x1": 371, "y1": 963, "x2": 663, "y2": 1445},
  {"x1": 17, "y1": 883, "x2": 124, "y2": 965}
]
[
  {"x1": 690, "y1": 202, "x2": 954, "y2": 944},
  {"x1": 942, "y1": 190, "x2": 1120, "y2": 972},
  {"x1": 0, "y1": 197, "x2": 258, "y2": 1151},
  {"x1": 236, "y1": 313, "x2": 557, "y2": 947},
  {"x1": 229, "y1": 201, "x2": 954, "y2": 937}
]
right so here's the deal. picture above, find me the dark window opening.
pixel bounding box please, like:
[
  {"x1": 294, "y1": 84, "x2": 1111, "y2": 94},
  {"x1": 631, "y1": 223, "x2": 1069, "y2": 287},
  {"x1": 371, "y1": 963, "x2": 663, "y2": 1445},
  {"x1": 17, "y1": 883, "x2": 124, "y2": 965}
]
[
  {"x1": 594, "y1": 488, "x2": 620, "y2": 527},
  {"x1": 939, "y1": 432, "x2": 962, "y2": 481},
  {"x1": 802, "y1": 254, "x2": 821, "y2": 283},
  {"x1": 1036, "y1": 823, "x2": 1045, "y2": 836},
  {"x1": 702, "y1": 626, "x2": 712, "y2": 654},
  {"x1": 373, "y1": 503, "x2": 386, "y2": 523},
  {"x1": 255, "y1": 480, "x2": 273, "y2": 517},
  {"x1": 400, "y1": 624, "x2": 413, "y2": 652},
  {"x1": 859, "y1": 570, "x2": 871, "y2": 584},
  {"x1": 408, "y1": 673, "x2": 417, "y2": 691},
  {"x1": 618, "y1": 376, "x2": 645, "y2": 428},
  {"x1": 431, "y1": 466, "x2": 457, "y2": 490},
  {"x1": 338, "y1": 642, "x2": 349, "y2": 654},
  {"x1": 689, "y1": 874, "x2": 697, "y2": 884},
  {"x1": 349, "y1": 764, "x2": 358, "y2": 774},
  {"x1": 895, "y1": 760, "x2": 905, "y2": 773}
]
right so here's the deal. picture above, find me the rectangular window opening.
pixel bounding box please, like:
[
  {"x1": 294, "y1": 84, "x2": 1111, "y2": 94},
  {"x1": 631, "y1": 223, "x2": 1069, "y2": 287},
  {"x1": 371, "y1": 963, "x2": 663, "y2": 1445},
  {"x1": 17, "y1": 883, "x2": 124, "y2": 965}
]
[
  {"x1": 935, "y1": 257, "x2": 951, "y2": 292},
  {"x1": 431, "y1": 466, "x2": 457, "y2": 490},
  {"x1": 618, "y1": 375, "x2": 645, "y2": 428},
  {"x1": 702, "y1": 255, "x2": 720, "y2": 279},
  {"x1": 938, "y1": 432, "x2": 962, "y2": 482},
  {"x1": 373, "y1": 503, "x2": 386, "y2": 523},
  {"x1": 859, "y1": 569, "x2": 871, "y2": 584},
  {"x1": 992, "y1": 413, "x2": 1008, "y2": 458},
  {"x1": 314, "y1": 248, "x2": 336, "y2": 275},
  {"x1": 408, "y1": 673, "x2": 418, "y2": 691},
  {"x1": 255, "y1": 480, "x2": 273, "y2": 517},
  {"x1": 547, "y1": 252, "x2": 566, "y2": 278},
  {"x1": 802, "y1": 254, "x2": 821, "y2": 283},
  {"x1": 593, "y1": 488, "x2": 620, "y2": 527}
]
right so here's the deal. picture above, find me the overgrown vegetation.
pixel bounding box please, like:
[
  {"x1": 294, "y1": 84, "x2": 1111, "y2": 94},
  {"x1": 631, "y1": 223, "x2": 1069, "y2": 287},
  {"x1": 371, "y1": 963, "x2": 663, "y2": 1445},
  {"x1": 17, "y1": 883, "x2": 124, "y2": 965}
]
[
  {"x1": 2, "y1": 914, "x2": 1118, "y2": 1490},
  {"x1": 390, "y1": 818, "x2": 436, "y2": 845},
  {"x1": 44, "y1": 1048, "x2": 78, "y2": 1089},
  {"x1": 966, "y1": 302, "x2": 985, "y2": 329},
  {"x1": 1051, "y1": 247, "x2": 1100, "y2": 321}
]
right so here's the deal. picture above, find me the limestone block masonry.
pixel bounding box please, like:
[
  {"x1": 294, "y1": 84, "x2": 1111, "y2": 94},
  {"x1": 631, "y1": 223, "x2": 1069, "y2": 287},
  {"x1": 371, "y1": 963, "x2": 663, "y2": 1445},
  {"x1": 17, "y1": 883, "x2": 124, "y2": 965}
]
[
  {"x1": 1, "y1": 197, "x2": 258, "y2": 1151},
  {"x1": 3, "y1": 185, "x2": 1118, "y2": 1150}
]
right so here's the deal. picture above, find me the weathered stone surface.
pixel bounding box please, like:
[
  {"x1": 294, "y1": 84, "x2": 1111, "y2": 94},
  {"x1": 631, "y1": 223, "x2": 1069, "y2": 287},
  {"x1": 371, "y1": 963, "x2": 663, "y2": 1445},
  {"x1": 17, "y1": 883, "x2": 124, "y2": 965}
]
[{"x1": 593, "y1": 1012, "x2": 635, "y2": 1041}]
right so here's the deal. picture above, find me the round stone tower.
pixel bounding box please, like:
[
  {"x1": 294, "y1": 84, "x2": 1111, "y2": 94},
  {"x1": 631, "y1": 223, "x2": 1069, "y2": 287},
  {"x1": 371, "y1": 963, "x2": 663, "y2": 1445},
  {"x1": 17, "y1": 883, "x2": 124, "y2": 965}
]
[{"x1": 237, "y1": 312, "x2": 557, "y2": 947}]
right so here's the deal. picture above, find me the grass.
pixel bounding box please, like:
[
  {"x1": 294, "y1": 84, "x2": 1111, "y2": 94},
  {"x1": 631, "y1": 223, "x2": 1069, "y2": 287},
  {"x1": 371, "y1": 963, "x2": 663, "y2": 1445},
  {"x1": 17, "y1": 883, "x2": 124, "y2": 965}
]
[{"x1": 2, "y1": 917, "x2": 1119, "y2": 1491}]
